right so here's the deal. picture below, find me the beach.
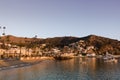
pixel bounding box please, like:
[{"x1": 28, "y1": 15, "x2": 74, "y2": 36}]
[
  {"x1": 0, "y1": 55, "x2": 120, "y2": 71},
  {"x1": 0, "y1": 57, "x2": 54, "y2": 71}
]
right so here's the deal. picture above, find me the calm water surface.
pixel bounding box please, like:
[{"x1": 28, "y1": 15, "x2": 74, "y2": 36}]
[{"x1": 0, "y1": 57, "x2": 120, "y2": 80}]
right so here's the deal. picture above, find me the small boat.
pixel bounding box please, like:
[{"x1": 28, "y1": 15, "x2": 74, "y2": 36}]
[
  {"x1": 102, "y1": 53, "x2": 117, "y2": 62},
  {"x1": 86, "y1": 53, "x2": 96, "y2": 57},
  {"x1": 104, "y1": 58, "x2": 117, "y2": 62}
]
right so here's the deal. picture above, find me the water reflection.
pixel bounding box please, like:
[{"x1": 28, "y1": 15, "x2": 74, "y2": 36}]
[{"x1": 0, "y1": 58, "x2": 120, "y2": 80}]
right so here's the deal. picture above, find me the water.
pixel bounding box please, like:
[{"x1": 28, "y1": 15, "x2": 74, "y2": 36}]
[{"x1": 0, "y1": 57, "x2": 120, "y2": 80}]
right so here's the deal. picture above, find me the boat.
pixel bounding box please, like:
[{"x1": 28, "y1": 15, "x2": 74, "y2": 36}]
[
  {"x1": 104, "y1": 58, "x2": 117, "y2": 62},
  {"x1": 86, "y1": 53, "x2": 96, "y2": 57},
  {"x1": 102, "y1": 52, "x2": 117, "y2": 62}
]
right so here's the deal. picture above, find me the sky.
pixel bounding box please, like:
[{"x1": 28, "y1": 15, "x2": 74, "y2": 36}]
[{"x1": 0, "y1": 0, "x2": 120, "y2": 40}]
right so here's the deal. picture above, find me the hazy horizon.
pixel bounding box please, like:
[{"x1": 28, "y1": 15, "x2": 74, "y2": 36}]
[{"x1": 0, "y1": 0, "x2": 120, "y2": 40}]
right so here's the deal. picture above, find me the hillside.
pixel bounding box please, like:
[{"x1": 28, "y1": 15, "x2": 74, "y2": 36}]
[
  {"x1": 0, "y1": 35, "x2": 120, "y2": 54},
  {"x1": 40, "y1": 35, "x2": 120, "y2": 54},
  {"x1": 0, "y1": 35, "x2": 42, "y2": 44},
  {"x1": 82, "y1": 35, "x2": 120, "y2": 54},
  {"x1": 41, "y1": 36, "x2": 80, "y2": 48}
]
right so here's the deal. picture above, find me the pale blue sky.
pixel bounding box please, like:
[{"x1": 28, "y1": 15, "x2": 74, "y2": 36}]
[{"x1": 0, "y1": 0, "x2": 120, "y2": 40}]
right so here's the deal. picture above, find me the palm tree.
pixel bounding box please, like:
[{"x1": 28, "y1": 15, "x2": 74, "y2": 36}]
[
  {"x1": 0, "y1": 26, "x2": 1, "y2": 42},
  {"x1": 0, "y1": 26, "x2": 1, "y2": 59},
  {"x1": 2, "y1": 26, "x2": 6, "y2": 35}
]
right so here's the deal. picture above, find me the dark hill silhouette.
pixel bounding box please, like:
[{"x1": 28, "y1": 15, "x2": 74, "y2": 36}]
[{"x1": 42, "y1": 36, "x2": 80, "y2": 48}]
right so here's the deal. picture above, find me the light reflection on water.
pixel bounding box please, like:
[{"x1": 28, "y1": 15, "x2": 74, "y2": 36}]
[{"x1": 0, "y1": 58, "x2": 120, "y2": 80}]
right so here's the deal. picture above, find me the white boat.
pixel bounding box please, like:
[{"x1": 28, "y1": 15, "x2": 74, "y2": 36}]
[
  {"x1": 103, "y1": 53, "x2": 117, "y2": 62},
  {"x1": 104, "y1": 58, "x2": 117, "y2": 62},
  {"x1": 86, "y1": 53, "x2": 96, "y2": 57}
]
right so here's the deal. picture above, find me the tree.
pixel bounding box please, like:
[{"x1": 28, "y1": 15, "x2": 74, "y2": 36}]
[{"x1": 2, "y1": 26, "x2": 6, "y2": 35}]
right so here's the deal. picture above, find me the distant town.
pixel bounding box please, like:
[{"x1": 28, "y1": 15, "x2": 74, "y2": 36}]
[
  {"x1": 0, "y1": 34, "x2": 120, "y2": 60},
  {"x1": 0, "y1": 26, "x2": 119, "y2": 60},
  {"x1": 0, "y1": 36, "x2": 96, "y2": 60}
]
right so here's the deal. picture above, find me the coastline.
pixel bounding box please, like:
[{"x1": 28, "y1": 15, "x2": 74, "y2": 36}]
[
  {"x1": 0, "y1": 57, "x2": 54, "y2": 71},
  {"x1": 0, "y1": 55, "x2": 120, "y2": 71}
]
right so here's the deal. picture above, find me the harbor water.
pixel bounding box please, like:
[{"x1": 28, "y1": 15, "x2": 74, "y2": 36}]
[{"x1": 0, "y1": 57, "x2": 120, "y2": 80}]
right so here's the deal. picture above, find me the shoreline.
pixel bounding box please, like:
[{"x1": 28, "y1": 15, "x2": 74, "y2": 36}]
[
  {"x1": 0, "y1": 55, "x2": 120, "y2": 71},
  {"x1": 0, "y1": 57, "x2": 54, "y2": 71}
]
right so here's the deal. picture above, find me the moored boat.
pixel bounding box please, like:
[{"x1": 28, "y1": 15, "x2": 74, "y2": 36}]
[
  {"x1": 102, "y1": 52, "x2": 117, "y2": 62},
  {"x1": 104, "y1": 58, "x2": 117, "y2": 62}
]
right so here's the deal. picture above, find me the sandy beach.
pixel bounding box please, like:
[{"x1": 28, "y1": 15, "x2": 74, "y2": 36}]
[{"x1": 0, "y1": 57, "x2": 54, "y2": 71}]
